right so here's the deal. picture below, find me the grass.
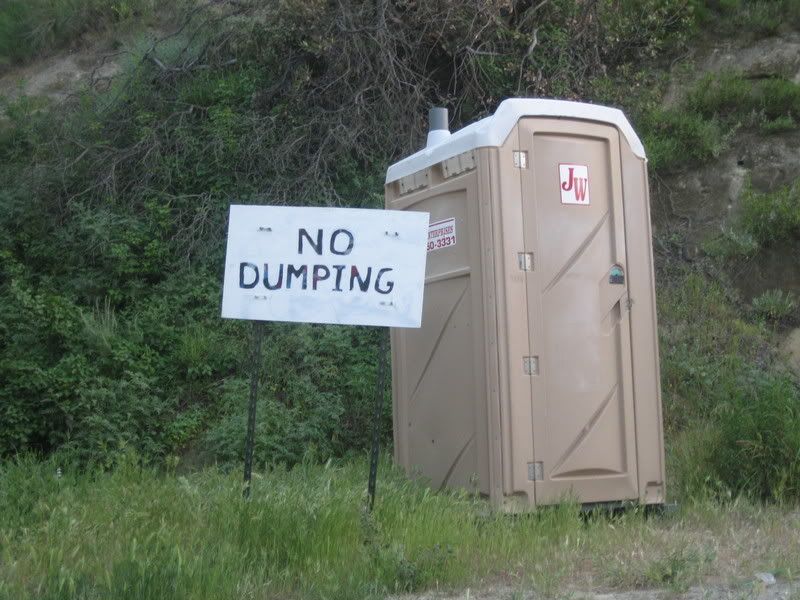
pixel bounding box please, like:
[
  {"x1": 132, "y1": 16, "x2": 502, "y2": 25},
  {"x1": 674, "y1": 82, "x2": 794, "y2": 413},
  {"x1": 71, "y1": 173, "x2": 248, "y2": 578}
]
[
  {"x1": 1, "y1": 455, "x2": 800, "y2": 600},
  {"x1": 752, "y1": 289, "x2": 798, "y2": 323},
  {"x1": 656, "y1": 261, "x2": 770, "y2": 433},
  {"x1": 655, "y1": 259, "x2": 800, "y2": 501},
  {"x1": 700, "y1": 0, "x2": 800, "y2": 38},
  {"x1": 686, "y1": 73, "x2": 800, "y2": 125},
  {"x1": 639, "y1": 108, "x2": 728, "y2": 172},
  {"x1": 637, "y1": 72, "x2": 800, "y2": 172},
  {"x1": 0, "y1": 0, "x2": 159, "y2": 68},
  {"x1": 702, "y1": 178, "x2": 800, "y2": 260},
  {"x1": 739, "y1": 179, "x2": 800, "y2": 247}
]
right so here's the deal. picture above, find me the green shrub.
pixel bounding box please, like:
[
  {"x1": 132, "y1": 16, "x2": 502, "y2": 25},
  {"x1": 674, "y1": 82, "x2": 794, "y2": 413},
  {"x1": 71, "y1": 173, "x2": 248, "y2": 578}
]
[
  {"x1": 657, "y1": 263, "x2": 770, "y2": 432},
  {"x1": 711, "y1": 370, "x2": 800, "y2": 501},
  {"x1": 658, "y1": 255, "x2": 800, "y2": 504},
  {"x1": 762, "y1": 115, "x2": 796, "y2": 133},
  {"x1": 639, "y1": 108, "x2": 727, "y2": 171},
  {"x1": 752, "y1": 289, "x2": 797, "y2": 323},
  {"x1": 203, "y1": 325, "x2": 387, "y2": 468},
  {"x1": 698, "y1": 0, "x2": 800, "y2": 37},
  {"x1": 667, "y1": 424, "x2": 725, "y2": 501},
  {"x1": 642, "y1": 546, "x2": 713, "y2": 592},
  {"x1": 641, "y1": 73, "x2": 800, "y2": 173},
  {"x1": 684, "y1": 72, "x2": 755, "y2": 118},
  {"x1": 702, "y1": 227, "x2": 759, "y2": 259},
  {"x1": 0, "y1": 0, "x2": 158, "y2": 67},
  {"x1": 739, "y1": 180, "x2": 800, "y2": 246},
  {"x1": 685, "y1": 72, "x2": 800, "y2": 127},
  {"x1": 701, "y1": 178, "x2": 800, "y2": 260}
]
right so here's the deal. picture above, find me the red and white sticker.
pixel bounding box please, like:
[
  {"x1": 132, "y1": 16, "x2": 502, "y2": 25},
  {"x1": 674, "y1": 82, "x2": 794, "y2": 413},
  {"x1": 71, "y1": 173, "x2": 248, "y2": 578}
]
[
  {"x1": 559, "y1": 163, "x2": 590, "y2": 205},
  {"x1": 427, "y1": 217, "x2": 457, "y2": 252}
]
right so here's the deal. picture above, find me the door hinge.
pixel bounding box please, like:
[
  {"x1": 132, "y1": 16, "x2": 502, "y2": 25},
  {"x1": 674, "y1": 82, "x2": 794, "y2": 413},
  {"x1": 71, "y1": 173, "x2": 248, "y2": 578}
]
[
  {"x1": 528, "y1": 462, "x2": 544, "y2": 481},
  {"x1": 626, "y1": 297, "x2": 634, "y2": 310},
  {"x1": 517, "y1": 252, "x2": 534, "y2": 271},
  {"x1": 513, "y1": 150, "x2": 528, "y2": 169},
  {"x1": 523, "y1": 356, "x2": 539, "y2": 376}
]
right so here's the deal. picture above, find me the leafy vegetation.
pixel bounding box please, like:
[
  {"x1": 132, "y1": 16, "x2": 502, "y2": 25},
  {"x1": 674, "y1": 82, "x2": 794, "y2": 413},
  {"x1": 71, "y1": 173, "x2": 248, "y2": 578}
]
[
  {"x1": 0, "y1": 0, "x2": 709, "y2": 468},
  {"x1": 696, "y1": 0, "x2": 800, "y2": 38},
  {"x1": 702, "y1": 178, "x2": 800, "y2": 260},
  {"x1": 657, "y1": 262, "x2": 770, "y2": 433},
  {"x1": 752, "y1": 289, "x2": 798, "y2": 323},
  {"x1": 686, "y1": 72, "x2": 800, "y2": 127},
  {"x1": 712, "y1": 370, "x2": 800, "y2": 500},
  {"x1": 639, "y1": 108, "x2": 729, "y2": 171},
  {"x1": 739, "y1": 180, "x2": 800, "y2": 247},
  {"x1": 0, "y1": 0, "x2": 158, "y2": 68},
  {"x1": 636, "y1": 73, "x2": 800, "y2": 171},
  {"x1": 656, "y1": 258, "x2": 800, "y2": 501}
]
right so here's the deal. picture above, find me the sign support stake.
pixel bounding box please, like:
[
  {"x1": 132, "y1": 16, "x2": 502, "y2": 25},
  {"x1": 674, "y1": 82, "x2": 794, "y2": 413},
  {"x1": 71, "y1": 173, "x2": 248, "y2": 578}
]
[
  {"x1": 367, "y1": 328, "x2": 389, "y2": 511},
  {"x1": 243, "y1": 320, "x2": 265, "y2": 499}
]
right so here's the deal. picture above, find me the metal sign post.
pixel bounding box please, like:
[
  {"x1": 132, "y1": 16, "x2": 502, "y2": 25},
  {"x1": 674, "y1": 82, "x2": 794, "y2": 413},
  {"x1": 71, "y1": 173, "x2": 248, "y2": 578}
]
[
  {"x1": 367, "y1": 329, "x2": 388, "y2": 511},
  {"x1": 243, "y1": 320, "x2": 264, "y2": 499}
]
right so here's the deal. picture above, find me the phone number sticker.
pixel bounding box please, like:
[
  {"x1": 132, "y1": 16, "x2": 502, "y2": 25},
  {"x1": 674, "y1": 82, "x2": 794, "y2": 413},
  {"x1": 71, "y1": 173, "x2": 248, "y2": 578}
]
[{"x1": 427, "y1": 217, "x2": 457, "y2": 253}]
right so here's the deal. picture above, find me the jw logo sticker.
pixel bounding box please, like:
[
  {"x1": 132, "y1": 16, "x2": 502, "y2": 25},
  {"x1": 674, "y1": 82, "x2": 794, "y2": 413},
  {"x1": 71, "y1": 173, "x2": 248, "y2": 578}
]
[{"x1": 559, "y1": 163, "x2": 590, "y2": 205}]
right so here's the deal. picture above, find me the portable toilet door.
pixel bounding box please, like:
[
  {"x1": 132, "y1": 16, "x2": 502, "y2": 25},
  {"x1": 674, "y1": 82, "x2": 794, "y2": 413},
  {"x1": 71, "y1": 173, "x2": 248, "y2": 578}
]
[{"x1": 516, "y1": 118, "x2": 639, "y2": 505}]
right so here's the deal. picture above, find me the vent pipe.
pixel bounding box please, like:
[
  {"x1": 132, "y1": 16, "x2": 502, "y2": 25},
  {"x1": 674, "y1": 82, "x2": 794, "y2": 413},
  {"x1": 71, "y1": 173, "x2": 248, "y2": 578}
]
[{"x1": 426, "y1": 106, "x2": 451, "y2": 148}]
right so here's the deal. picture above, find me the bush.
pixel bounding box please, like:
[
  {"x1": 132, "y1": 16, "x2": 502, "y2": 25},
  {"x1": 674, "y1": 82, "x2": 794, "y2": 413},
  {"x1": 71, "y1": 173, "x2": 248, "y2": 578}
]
[
  {"x1": 710, "y1": 370, "x2": 800, "y2": 501},
  {"x1": 685, "y1": 72, "x2": 800, "y2": 127},
  {"x1": 684, "y1": 72, "x2": 754, "y2": 118},
  {"x1": 0, "y1": 0, "x2": 158, "y2": 68},
  {"x1": 639, "y1": 108, "x2": 727, "y2": 171},
  {"x1": 700, "y1": 0, "x2": 800, "y2": 37},
  {"x1": 0, "y1": 0, "x2": 707, "y2": 467},
  {"x1": 638, "y1": 72, "x2": 800, "y2": 172},
  {"x1": 1, "y1": 0, "x2": 795, "y2": 474},
  {"x1": 659, "y1": 269, "x2": 800, "y2": 502},
  {"x1": 0, "y1": 256, "x2": 173, "y2": 464},
  {"x1": 702, "y1": 227, "x2": 759, "y2": 259},
  {"x1": 656, "y1": 263, "x2": 770, "y2": 433},
  {"x1": 738, "y1": 180, "x2": 800, "y2": 246},
  {"x1": 204, "y1": 326, "x2": 388, "y2": 468},
  {"x1": 752, "y1": 289, "x2": 797, "y2": 323},
  {"x1": 701, "y1": 178, "x2": 800, "y2": 260},
  {"x1": 761, "y1": 115, "x2": 796, "y2": 133}
]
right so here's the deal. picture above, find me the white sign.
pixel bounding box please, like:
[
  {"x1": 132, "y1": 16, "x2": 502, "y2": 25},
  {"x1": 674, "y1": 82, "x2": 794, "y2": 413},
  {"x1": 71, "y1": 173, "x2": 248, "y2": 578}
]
[
  {"x1": 427, "y1": 217, "x2": 457, "y2": 252},
  {"x1": 559, "y1": 163, "x2": 590, "y2": 205},
  {"x1": 221, "y1": 205, "x2": 429, "y2": 328}
]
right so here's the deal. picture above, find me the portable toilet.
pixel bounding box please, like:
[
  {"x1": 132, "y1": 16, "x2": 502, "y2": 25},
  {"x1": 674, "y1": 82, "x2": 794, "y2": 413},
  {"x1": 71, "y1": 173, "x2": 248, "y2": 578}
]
[{"x1": 385, "y1": 99, "x2": 665, "y2": 511}]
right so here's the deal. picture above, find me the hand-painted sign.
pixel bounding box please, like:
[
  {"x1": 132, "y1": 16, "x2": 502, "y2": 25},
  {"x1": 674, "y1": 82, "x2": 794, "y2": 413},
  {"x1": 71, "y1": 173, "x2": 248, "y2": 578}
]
[
  {"x1": 427, "y1": 217, "x2": 457, "y2": 253},
  {"x1": 221, "y1": 205, "x2": 429, "y2": 327},
  {"x1": 559, "y1": 163, "x2": 590, "y2": 205}
]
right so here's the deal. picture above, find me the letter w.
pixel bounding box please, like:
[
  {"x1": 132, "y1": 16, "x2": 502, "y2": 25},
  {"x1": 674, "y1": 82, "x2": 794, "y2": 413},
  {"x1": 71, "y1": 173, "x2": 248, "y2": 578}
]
[{"x1": 574, "y1": 178, "x2": 588, "y2": 202}]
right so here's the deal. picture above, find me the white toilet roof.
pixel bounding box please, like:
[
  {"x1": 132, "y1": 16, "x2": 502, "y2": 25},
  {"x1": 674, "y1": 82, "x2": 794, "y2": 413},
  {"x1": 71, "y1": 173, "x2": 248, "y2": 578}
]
[{"x1": 385, "y1": 98, "x2": 646, "y2": 184}]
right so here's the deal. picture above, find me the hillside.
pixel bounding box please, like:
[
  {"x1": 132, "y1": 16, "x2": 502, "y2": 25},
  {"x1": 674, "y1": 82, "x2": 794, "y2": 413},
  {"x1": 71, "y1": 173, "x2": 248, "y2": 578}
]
[{"x1": 3, "y1": 0, "x2": 800, "y2": 597}]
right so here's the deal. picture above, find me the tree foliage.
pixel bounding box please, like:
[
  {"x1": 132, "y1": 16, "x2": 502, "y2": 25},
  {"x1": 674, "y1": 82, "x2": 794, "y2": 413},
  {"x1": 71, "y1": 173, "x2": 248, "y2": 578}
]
[{"x1": 0, "y1": 0, "x2": 713, "y2": 466}]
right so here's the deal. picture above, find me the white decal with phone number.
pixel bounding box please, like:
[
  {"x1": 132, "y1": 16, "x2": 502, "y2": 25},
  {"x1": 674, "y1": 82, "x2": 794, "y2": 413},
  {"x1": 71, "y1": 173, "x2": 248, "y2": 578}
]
[{"x1": 427, "y1": 218, "x2": 457, "y2": 252}]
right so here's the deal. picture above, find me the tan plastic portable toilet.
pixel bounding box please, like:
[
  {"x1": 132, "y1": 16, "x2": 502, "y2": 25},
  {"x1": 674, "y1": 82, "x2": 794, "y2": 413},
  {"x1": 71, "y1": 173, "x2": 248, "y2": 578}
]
[{"x1": 385, "y1": 99, "x2": 665, "y2": 511}]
